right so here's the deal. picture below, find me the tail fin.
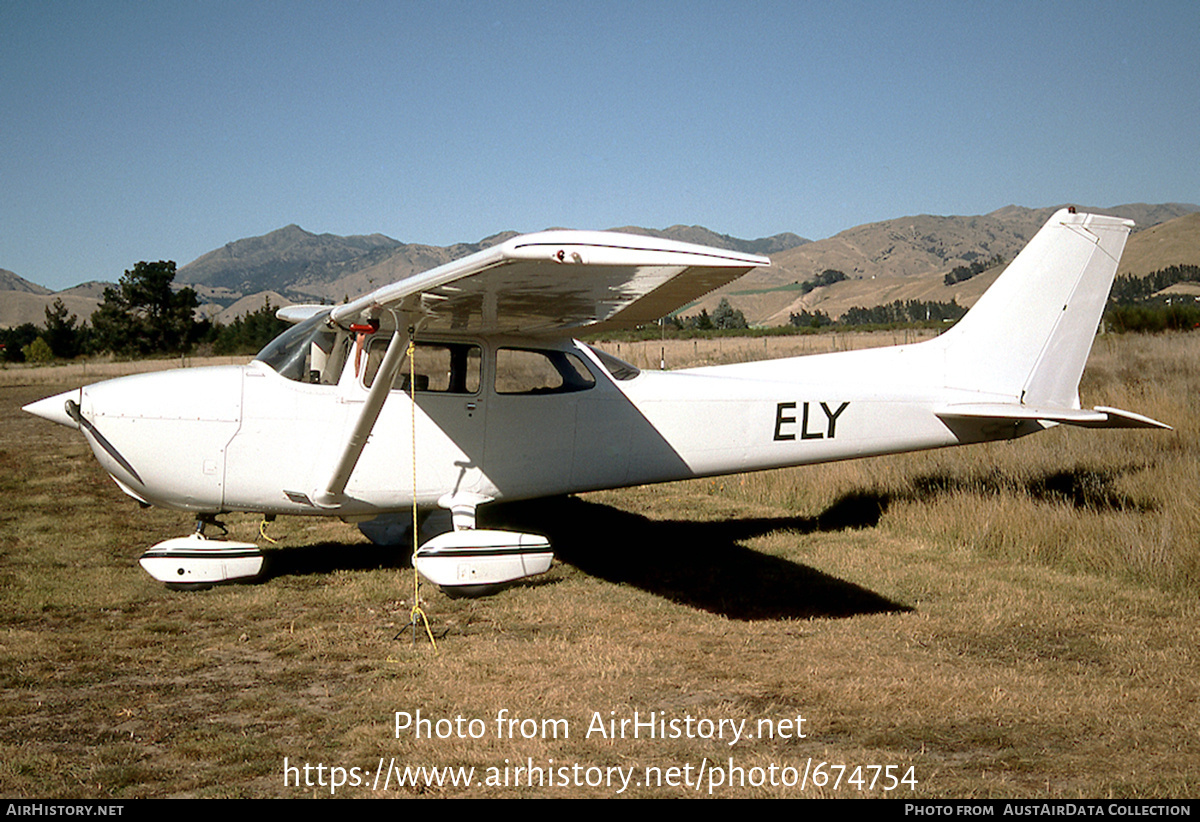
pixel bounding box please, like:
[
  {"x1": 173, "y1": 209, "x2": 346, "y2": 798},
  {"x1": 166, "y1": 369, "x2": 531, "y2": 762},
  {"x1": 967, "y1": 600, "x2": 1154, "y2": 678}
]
[
  {"x1": 933, "y1": 208, "x2": 1170, "y2": 431},
  {"x1": 937, "y1": 208, "x2": 1133, "y2": 407}
]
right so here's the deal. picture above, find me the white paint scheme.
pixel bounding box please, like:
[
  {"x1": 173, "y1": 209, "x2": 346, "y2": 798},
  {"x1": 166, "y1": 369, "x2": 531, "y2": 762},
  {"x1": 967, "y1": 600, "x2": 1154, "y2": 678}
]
[
  {"x1": 139, "y1": 534, "x2": 264, "y2": 587},
  {"x1": 415, "y1": 530, "x2": 553, "y2": 594},
  {"x1": 23, "y1": 212, "x2": 1169, "y2": 589}
]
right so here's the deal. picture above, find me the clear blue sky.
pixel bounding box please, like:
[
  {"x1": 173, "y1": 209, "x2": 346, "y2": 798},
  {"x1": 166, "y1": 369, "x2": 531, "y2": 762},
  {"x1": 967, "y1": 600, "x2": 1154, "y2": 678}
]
[{"x1": 3, "y1": 1, "x2": 1198, "y2": 291}]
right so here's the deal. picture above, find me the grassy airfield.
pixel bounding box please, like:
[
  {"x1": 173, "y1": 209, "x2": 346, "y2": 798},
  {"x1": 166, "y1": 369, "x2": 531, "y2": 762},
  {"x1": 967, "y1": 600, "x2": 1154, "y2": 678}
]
[{"x1": 0, "y1": 331, "x2": 1197, "y2": 798}]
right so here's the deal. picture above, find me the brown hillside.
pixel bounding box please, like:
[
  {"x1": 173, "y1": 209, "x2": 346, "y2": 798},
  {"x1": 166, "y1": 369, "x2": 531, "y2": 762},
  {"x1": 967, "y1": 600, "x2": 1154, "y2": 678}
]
[
  {"x1": 0, "y1": 292, "x2": 99, "y2": 329},
  {"x1": 1117, "y1": 212, "x2": 1200, "y2": 277},
  {"x1": 695, "y1": 204, "x2": 1199, "y2": 325},
  {"x1": 0, "y1": 269, "x2": 53, "y2": 296},
  {"x1": 195, "y1": 291, "x2": 296, "y2": 324}
]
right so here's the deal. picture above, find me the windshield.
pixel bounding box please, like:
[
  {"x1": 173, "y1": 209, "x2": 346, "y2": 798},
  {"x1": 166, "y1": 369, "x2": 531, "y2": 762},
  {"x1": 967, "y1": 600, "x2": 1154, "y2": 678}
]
[{"x1": 255, "y1": 309, "x2": 345, "y2": 383}]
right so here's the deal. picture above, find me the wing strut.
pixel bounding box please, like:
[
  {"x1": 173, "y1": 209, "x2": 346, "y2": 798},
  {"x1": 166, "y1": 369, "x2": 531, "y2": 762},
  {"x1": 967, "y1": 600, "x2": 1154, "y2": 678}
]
[{"x1": 315, "y1": 316, "x2": 416, "y2": 507}]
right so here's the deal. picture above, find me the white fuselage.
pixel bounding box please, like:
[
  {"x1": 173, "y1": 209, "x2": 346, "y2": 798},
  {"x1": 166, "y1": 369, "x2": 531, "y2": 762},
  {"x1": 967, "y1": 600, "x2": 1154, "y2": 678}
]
[
  {"x1": 52, "y1": 333, "x2": 1010, "y2": 519},
  {"x1": 25, "y1": 211, "x2": 1161, "y2": 541}
]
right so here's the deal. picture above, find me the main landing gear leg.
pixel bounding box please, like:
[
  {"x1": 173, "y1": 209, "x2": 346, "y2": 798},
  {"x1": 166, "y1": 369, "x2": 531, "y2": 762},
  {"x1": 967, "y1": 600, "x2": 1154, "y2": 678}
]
[{"x1": 193, "y1": 514, "x2": 228, "y2": 539}]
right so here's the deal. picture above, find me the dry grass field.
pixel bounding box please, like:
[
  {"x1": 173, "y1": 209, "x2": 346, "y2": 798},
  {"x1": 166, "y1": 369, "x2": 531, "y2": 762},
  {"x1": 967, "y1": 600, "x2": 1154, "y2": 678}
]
[{"x1": 1, "y1": 332, "x2": 1197, "y2": 798}]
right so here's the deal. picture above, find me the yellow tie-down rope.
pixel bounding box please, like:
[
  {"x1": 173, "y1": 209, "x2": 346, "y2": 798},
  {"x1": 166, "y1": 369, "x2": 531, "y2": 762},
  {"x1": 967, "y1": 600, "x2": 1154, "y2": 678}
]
[
  {"x1": 406, "y1": 331, "x2": 437, "y2": 650},
  {"x1": 259, "y1": 517, "x2": 278, "y2": 544}
]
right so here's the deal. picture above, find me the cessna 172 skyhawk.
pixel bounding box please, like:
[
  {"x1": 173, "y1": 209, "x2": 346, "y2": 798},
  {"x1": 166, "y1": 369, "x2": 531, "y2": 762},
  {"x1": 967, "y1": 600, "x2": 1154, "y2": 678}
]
[{"x1": 23, "y1": 209, "x2": 1169, "y2": 593}]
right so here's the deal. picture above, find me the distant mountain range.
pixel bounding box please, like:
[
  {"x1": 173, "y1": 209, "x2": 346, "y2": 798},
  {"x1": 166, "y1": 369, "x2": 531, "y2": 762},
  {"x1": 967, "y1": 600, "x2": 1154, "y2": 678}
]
[
  {"x1": 177, "y1": 224, "x2": 810, "y2": 306},
  {"x1": 3, "y1": 203, "x2": 1197, "y2": 329},
  {"x1": 692, "y1": 203, "x2": 1200, "y2": 325},
  {"x1": 0, "y1": 268, "x2": 52, "y2": 296},
  {"x1": 0, "y1": 274, "x2": 112, "y2": 330}
]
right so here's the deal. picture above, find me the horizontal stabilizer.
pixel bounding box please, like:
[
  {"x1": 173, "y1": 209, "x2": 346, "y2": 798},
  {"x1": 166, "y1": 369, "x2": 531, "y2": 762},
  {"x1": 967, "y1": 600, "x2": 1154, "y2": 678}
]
[{"x1": 937, "y1": 404, "x2": 1172, "y2": 430}]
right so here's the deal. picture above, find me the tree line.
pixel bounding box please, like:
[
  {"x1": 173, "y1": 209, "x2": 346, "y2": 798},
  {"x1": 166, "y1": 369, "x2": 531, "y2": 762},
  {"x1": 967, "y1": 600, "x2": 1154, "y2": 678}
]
[
  {"x1": 1, "y1": 261, "x2": 289, "y2": 363},
  {"x1": 798, "y1": 268, "x2": 847, "y2": 294},
  {"x1": 1104, "y1": 264, "x2": 1200, "y2": 333},
  {"x1": 7, "y1": 258, "x2": 1197, "y2": 363},
  {"x1": 944, "y1": 255, "x2": 1005, "y2": 286},
  {"x1": 673, "y1": 298, "x2": 749, "y2": 331},
  {"x1": 790, "y1": 299, "x2": 966, "y2": 330},
  {"x1": 1108, "y1": 265, "x2": 1200, "y2": 304}
]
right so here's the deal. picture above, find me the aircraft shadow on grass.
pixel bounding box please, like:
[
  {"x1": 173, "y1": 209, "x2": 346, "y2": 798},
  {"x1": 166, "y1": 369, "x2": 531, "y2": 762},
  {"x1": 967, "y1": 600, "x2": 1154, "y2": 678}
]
[
  {"x1": 904, "y1": 463, "x2": 1152, "y2": 513},
  {"x1": 257, "y1": 461, "x2": 1148, "y2": 620},
  {"x1": 260, "y1": 490, "x2": 909, "y2": 621},
  {"x1": 485, "y1": 494, "x2": 909, "y2": 621}
]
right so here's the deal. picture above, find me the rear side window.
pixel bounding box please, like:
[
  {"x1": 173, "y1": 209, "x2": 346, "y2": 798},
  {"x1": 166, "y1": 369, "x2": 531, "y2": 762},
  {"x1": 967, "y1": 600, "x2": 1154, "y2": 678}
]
[{"x1": 495, "y1": 348, "x2": 596, "y2": 395}]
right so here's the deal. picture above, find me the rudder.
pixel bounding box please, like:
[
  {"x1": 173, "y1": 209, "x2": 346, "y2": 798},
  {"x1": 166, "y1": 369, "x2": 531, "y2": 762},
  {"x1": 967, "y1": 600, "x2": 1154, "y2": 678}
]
[{"x1": 937, "y1": 209, "x2": 1134, "y2": 408}]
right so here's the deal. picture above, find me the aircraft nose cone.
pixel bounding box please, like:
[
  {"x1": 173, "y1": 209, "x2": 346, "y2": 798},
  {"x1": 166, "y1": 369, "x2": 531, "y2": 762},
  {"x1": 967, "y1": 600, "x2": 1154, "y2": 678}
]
[{"x1": 22, "y1": 389, "x2": 82, "y2": 429}]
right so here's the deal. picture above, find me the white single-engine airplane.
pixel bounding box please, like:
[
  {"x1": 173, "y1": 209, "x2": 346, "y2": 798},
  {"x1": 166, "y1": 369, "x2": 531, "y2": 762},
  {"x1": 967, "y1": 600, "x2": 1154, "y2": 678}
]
[{"x1": 24, "y1": 209, "x2": 1169, "y2": 593}]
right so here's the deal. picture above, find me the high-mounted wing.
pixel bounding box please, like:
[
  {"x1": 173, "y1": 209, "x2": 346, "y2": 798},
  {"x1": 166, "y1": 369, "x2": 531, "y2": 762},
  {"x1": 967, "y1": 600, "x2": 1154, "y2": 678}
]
[
  {"x1": 325, "y1": 231, "x2": 769, "y2": 334},
  {"x1": 302, "y1": 232, "x2": 765, "y2": 507}
]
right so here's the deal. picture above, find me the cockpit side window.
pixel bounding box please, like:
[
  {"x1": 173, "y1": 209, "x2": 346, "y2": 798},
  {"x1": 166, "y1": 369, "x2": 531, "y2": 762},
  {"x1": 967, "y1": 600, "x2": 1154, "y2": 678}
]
[
  {"x1": 495, "y1": 348, "x2": 596, "y2": 395},
  {"x1": 363, "y1": 339, "x2": 481, "y2": 394},
  {"x1": 255, "y1": 310, "x2": 347, "y2": 384}
]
